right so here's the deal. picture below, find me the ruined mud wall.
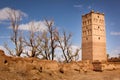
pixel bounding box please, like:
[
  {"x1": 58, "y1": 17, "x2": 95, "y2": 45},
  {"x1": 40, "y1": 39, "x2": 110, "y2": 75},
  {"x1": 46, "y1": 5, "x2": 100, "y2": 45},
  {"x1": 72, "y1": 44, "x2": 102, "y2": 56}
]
[{"x1": 0, "y1": 50, "x2": 120, "y2": 74}]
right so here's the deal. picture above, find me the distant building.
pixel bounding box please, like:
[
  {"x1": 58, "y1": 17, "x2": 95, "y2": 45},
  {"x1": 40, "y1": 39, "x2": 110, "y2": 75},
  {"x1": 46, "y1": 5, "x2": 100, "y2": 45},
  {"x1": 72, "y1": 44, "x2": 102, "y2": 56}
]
[{"x1": 82, "y1": 10, "x2": 107, "y2": 61}]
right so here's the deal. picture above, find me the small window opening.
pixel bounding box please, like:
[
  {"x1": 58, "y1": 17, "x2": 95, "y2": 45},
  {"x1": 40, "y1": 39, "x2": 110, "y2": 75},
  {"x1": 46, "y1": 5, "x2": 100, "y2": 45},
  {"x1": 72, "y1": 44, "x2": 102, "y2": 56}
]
[
  {"x1": 98, "y1": 26, "x2": 100, "y2": 29},
  {"x1": 98, "y1": 16, "x2": 99, "y2": 18},
  {"x1": 98, "y1": 37, "x2": 100, "y2": 40},
  {"x1": 4, "y1": 60, "x2": 7, "y2": 64},
  {"x1": 86, "y1": 37, "x2": 88, "y2": 40}
]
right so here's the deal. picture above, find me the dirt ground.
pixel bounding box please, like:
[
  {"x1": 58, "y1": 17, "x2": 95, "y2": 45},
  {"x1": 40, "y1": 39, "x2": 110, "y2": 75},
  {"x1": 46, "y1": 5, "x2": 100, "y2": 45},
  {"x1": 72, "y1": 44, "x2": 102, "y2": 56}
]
[{"x1": 0, "y1": 69, "x2": 120, "y2": 80}]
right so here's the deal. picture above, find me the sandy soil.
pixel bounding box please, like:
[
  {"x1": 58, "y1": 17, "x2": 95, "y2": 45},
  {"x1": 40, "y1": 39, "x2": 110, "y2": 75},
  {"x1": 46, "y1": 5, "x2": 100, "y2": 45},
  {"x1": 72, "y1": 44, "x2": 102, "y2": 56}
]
[{"x1": 0, "y1": 69, "x2": 120, "y2": 80}]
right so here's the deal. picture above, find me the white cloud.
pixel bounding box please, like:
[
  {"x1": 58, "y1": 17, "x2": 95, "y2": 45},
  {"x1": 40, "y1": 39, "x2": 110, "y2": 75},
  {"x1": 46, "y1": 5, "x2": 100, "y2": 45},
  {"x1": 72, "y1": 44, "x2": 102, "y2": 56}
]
[
  {"x1": 70, "y1": 45, "x2": 80, "y2": 53},
  {"x1": 110, "y1": 32, "x2": 120, "y2": 36},
  {"x1": 71, "y1": 45, "x2": 80, "y2": 50},
  {"x1": 71, "y1": 45, "x2": 81, "y2": 60},
  {"x1": 0, "y1": 45, "x2": 8, "y2": 54},
  {"x1": 109, "y1": 47, "x2": 120, "y2": 57},
  {"x1": 18, "y1": 21, "x2": 48, "y2": 32},
  {"x1": 0, "y1": 7, "x2": 27, "y2": 21}
]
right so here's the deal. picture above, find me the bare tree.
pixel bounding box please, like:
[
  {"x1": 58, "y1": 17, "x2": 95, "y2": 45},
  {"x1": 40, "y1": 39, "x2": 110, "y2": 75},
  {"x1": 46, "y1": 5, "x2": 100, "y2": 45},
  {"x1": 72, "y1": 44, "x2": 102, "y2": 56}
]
[
  {"x1": 107, "y1": 54, "x2": 110, "y2": 60},
  {"x1": 56, "y1": 30, "x2": 80, "y2": 63},
  {"x1": 44, "y1": 19, "x2": 58, "y2": 60},
  {"x1": 40, "y1": 31, "x2": 50, "y2": 60},
  {"x1": 66, "y1": 47, "x2": 80, "y2": 62},
  {"x1": 23, "y1": 21, "x2": 42, "y2": 57},
  {"x1": 22, "y1": 19, "x2": 58, "y2": 59},
  {"x1": 5, "y1": 8, "x2": 25, "y2": 56},
  {"x1": 118, "y1": 53, "x2": 120, "y2": 58},
  {"x1": 4, "y1": 42, "x2": 14, "y2": 56}
]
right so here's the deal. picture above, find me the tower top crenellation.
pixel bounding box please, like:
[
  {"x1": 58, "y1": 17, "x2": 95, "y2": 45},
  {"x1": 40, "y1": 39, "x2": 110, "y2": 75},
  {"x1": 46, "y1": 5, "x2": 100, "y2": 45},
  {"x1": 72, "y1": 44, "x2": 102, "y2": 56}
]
[{"x1": 82, "y1": 10, "x2": 104, "y2": 17}]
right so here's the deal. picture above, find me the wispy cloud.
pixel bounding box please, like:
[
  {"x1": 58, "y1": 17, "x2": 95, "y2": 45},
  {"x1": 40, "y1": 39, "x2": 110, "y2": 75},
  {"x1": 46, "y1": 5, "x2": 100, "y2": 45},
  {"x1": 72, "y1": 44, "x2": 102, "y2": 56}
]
[
  {"x1": 0, "y1": 7, "x2": 27, "y2": 21},
  {"x1": 109, "y1": 22, "x2": 115, "y2": 26},
  {"x1": 0, "y1": 45, "x2": 8, "y2": 54},
  {"x1": 88, "y1": 5, "x2": 92, "y2": 9},
  {"x1": 0, "y1": 46, "x2": 5, "y2": 50},
  {"x1": 73, "y1": 4, "x2": 83, "y2": 8},
  {"x1": 0, "y1": 21, "x2": 9, "y2": 24},
  {"x1": 0, "y1": 36, "x2": 10, "y2": 39},
  {"x1": 109, "y1": 47, "x2": 120, "y2": 57},
  {"x1": 18, "y1": 21, "x2": 48, "y2": 32},
  {"x1": 110, "y1": 32, "x2": 120, "y2": 36}
]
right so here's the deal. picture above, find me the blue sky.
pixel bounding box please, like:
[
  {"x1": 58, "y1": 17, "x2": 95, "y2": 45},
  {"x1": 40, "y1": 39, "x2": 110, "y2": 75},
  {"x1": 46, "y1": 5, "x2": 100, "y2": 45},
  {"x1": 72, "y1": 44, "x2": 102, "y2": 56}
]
[{"x1": 0, "y1": 0, "x2": 120, "y2": 57}]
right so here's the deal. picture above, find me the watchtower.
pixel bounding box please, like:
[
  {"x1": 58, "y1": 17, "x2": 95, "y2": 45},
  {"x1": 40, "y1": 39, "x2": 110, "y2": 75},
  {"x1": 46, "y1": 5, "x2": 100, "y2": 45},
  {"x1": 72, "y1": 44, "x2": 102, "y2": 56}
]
[{"x1": 82, "y1": 10, "x2": 107, "y2": 61}]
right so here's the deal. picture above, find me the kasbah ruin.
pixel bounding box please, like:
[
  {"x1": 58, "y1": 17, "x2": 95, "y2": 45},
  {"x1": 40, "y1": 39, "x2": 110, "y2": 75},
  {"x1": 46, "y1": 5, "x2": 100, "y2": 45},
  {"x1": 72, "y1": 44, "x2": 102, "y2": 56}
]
[{"x1": 0, "y1": 10, "x2": 120, "y2": 80}]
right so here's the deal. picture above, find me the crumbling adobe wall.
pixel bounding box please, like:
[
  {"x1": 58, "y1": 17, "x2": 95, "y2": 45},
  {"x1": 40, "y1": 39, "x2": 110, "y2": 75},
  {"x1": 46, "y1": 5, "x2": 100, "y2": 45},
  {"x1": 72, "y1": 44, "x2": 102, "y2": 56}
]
[
  {"x1": 59, "y1": 60, "x2": 93, "y2": 73},
  {"x1": 0, "y1": 50, "x2": 59, "y2": 73},
  {"x1": 92, "y1": 61, "x2": 120, "y2": 71},
  {"x1": 0, "y1": 50, "x2": 94, "y2": 74},
  {"x1": 0, "y1": 50, "x2": 120, "y2": 74}
]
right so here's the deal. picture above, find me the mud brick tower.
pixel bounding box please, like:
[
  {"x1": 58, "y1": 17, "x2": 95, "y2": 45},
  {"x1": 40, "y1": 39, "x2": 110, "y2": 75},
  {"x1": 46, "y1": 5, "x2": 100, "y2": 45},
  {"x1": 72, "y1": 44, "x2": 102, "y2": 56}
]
[{"x1": 82, "y1": 10, "x2": 107, "y2": 61}]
